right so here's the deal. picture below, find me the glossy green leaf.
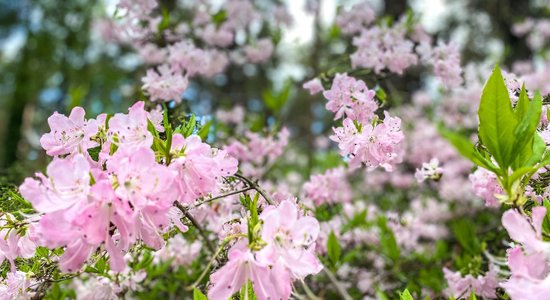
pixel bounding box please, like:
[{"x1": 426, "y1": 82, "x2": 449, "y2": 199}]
[
  {"x1": 478, "y1": 65, "x2": 518, "y2": 169},
  {"x1": 400, "y1": 289, "x2": 414, "y2": 300}
]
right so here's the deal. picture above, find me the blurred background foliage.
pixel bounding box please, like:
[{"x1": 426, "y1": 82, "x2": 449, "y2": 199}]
[{"x1": 0, "y1": 0, "x2": 546, "y2": 184}]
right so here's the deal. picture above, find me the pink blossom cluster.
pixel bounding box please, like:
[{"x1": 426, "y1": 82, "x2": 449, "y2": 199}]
[
  {"x1": 512, "y1": 18, "x2": 550, "y2": 50},
  {"x1": 0, "y1": 214, "x2": 36, "y2": 273},
  {"x1": 303, "y1": 167, "x2": 353, "y2": 205},
  {"x1": 443, "y1": 267, "x2": 499, "y2": 299},
  {"x1": 72, "y1": 265, "x2": 146, "y2": 300},
  {"x1": 19, "y1": 102, "x2": 238, "y2": 273},
  {"x1": 469, "y1": 168, "x2": 504, "y2": 207},
  {"x1": 98, "y1": 0, "x2": 289, "y2": 103},
  {"x1": 418, "y1": 42, "x2": 463, "y2": 88},
  {"x1": 335, "y1": 2, "x2": 377, "y2": 35},
  {"x1": 0, "y1": 271, "x2": 35, "y2": 300},
  {"x1": 226, "y1": 128, "x2": 290, "y2": 178},
  {"x1": 208, "y1": 200, "x2": 322, "y2": 300},
  {"x1": 330, "y1": 112, "x2": 405, "y2": 171},
  {"x1": 323, "y1": 73, "x2": 378, "y2": 123},
  {"x1": 321, "y1": 73, "x2": 405, "y2": 171},
  {"x1": 351, "y1": 23, "x2": 418, "y2": 75}
]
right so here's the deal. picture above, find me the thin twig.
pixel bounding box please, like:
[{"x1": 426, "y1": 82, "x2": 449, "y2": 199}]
[
  {"x1": 173, "y1": 201, "x2": 216, "y2": 254},
  {"x1": 233, "y1": 173, "x2": 274, "y2": 205},
  {"x1": 322, "y1": 265, "x2": 353, "y2": 300},
  {"x1": 193, "y1": 187, "x2": 254, "y2": 208}
]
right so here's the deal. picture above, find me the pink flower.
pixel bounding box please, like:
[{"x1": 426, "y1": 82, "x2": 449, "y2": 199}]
[
  {"x1": 415, "y1": 158, "x2": 443, "y2": 183},
  {"x1": 0, "y1": 214, "x2": 36, "y2": 272},
  {"x1": 108, "y1": 101, "x2": 153, "y2": 150},
  {"x1": 303, "y1": 78, "x2": 324, "y2": 95},
  {"x1": 20, "y1": 154, "x2": 90, "y2": 218},
  {"x1": 0, "y1": 271, "x2": 35, "y2": 300},
  {"x1": 469, "y1": 168, "x2": 504, "y2": 207},
  {"x1": 443, "y1": 267, "x2": 498, "y2": 299},
  {"x1": 207, "y1": 241, "x2": 291, "y2": 300},
  {"x1": 303, "y1": 167, "x2": 352, "y2": 205},
  {"x1": 501, "y1": 207, "x2": 549, "y2": 253},
  {"x1": 170, "y1": 134, "x2": 238, "y2": 204},
  {"x1": 323, "y1": 73, "x2": 378, "y2": 123},
  {"x1": 257, "y1": 200, "x2": 323, "y2": 279},
  {"x1": 39, "y1": 106, "x2": 99, "y2": 156},
  {"x1": 500, "y1": 246, "x2": 550, "y2": 299},
  {"x1": 335, "y1": 2, "x2": 376, "y2": 35},
  {"x1": 107, "y1": 147, "x2": 176, "y2": 209},
  {"x1": 226, "y1": 128, "x2": 289, "y2": 178},
  {"x1": 141, "y1": 64, "x2": 188, "y2": 103},
  {"x1": 351, "y1": 24, "x2": 418, "y2": 74},
  {"x1": 244, "y1": 39, "x2": 274, "y2": 64},
  {"x1": 330, "y1": 113, "x2": 405, "y2": 171}
]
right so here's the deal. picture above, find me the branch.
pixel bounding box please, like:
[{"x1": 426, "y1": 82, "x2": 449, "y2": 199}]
[
  {"x1": 173, "y1": 201, "x2": 216, "y2": 254},
  {"x1": 232, "y1": 173, "x2": 274, "y2": 205},
  {"x1": 193, "y1": 186, "x2": 254, "y2": 208},
  {"x1": 322, "y1": 266, "x2": 353, "y2": 300}
]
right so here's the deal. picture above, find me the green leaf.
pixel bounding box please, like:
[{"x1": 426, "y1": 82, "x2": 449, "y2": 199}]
[
  {"x1": 542, "y1": 201, "x2": 550, "y2": 237},
  {"x1": 524, "y1": 134, "x2": 546, "y2": 167},
  {"x1": 478, "y1": 65, "x2": 518, "y2": 169},
  {"x1": 451, "y1": 219, "x2": 481, "y2": 254},
  {"x1": 469, "y1": 291, "x2": 477, "y2": 300},
  {"x1": 377, "y1": 216, "x2": 400, "y2": 262},
  {"x1": 198, "y1": 120, "x2": 212, "y2": 140},
  {"x1": 400, "y1": 289, "x2": 414, "y2": 300},
  {"x1": 512, "y1": 91, "x2": 542, "y2": 168},
  {"x1": 193, "y1": 288, "x2": 208, "y2": 300},
  {"x1": 438, "y1": 126, "x2": 498, "y2": 173},
  {"x1": 327, "y1": 231, "x2": 341, "y2": 266},
  {"x1": 514, "y1": 85, "x2": 529, "y2": 120}
]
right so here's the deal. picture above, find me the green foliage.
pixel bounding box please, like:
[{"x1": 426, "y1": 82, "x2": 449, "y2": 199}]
[
  {"x1": 263, "y1": 80, "x2": 293, "y2": 113},
  {"x1": 400, "y1": 288, "x2": 414, "y2": 300},
  {"x1": 193, "y1": 288, "x2": 208, "y2": 300},
  {"x1": 477, "y1": 65, "x2": 518, "y2": 170},
  {"x1": 451, "y1": 219, "x2": 481, "y2": 254},
  {"x1": 377, "y1": 216, "x2": 400, "y2": 262},
  {"x1": 327, "y1": 231, "x2": 341, "y2": 267},
  {"x1": 442, "y1": 65, "x2": 545, "y2": 204}
]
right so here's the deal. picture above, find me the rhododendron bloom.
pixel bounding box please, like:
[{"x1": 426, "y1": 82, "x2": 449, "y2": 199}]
[
  {"x1": 415, "y1": 158, "x2": 443, "y2": 182},
  {"x1": 303, "y1": 78, "x2": 324, "y2": 95},
  {"x1": 0, "y1": 214, "x2": 36, "y2": 272},
  {"x1": 331, "y1": 113, "x2": 405, "y2": 171},
  {"x1": 108, "y1": 101, "x2": 153, "y2": 150},
  {"x1": 303, "y1": 167, "x2": 352, "y2": 205},
  {"x1": 257, "y1": 200, "x2": 323, "y2": 278},
  {"x1": 501, "y1": 207, "x2": 549, "y2": 253},
  {"x1": 207, "y1": 241, "x2": 291, "y2": 300},
  {"x1": 469, "y1": 168, "x2": 504, "y2": 207},
  {"x1": 39, "y1": 106, "x2": 99, "y2": 156},
  {"x1": 0, "y1": 271, "x2": 35, "y2": 300},
  {"x1": 323, "y1": 73, "x2": 378, "y2": 123},
  {"x1": 443, "y1": 267, "x2": 498, "y2": 299},
  {"x1": 169, "y1": 134, "x2": 238, "y2": 203},
  {"x1": 500, "y1": 246, "x2": 550, "y2": 299},
  {"x1": 141, "y1": 64, "x2": 188, "y2": 103}
]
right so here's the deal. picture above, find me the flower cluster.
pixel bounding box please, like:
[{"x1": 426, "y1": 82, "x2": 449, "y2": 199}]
[
  {"x1": 208, "y1": 200, "x2": 322, "y2": 300},
  {"x1": 303, "y1": 167, "x2": 352, "y2": 205},
  {"x1": 19, "y1": 102, "x2": 238, "y2": 272},
  {"x1": 98, "y1": 0, "x2": 290, "y2": 103}
]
